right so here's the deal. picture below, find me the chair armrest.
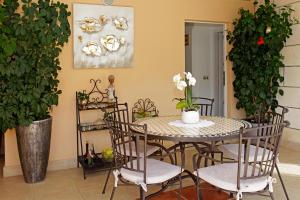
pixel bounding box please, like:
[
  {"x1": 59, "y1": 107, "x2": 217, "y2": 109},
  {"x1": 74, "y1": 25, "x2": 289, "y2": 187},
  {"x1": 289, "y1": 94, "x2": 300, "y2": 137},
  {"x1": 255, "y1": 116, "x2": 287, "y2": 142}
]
[
  {"x1": 147, "y1": 141, "x2": 175, "y2": 164},
  {"x1": 192, "y1": 144, "x2": 236, "y2": 170}
]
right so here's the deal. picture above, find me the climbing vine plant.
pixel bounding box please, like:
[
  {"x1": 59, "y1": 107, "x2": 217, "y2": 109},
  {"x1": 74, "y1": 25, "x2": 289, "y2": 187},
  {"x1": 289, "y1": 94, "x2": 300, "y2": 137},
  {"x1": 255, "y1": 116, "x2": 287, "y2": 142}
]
[
  {"x1": 0, "y1": 0, "x2": 71, "y2": 133},
  {"x1": 227, "y1": 0, "x2": 296, "y2": 117}
]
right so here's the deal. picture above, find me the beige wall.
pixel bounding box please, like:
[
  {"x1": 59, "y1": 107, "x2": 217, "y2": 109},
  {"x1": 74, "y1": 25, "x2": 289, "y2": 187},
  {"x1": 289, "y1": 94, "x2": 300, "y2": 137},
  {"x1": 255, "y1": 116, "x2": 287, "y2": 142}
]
[
  {"x1": 4, "y1": 0, "x2": 252, "y2": 173},
  {"x1": 275, "y1": 0, "x2": 300, "y2": 148}
]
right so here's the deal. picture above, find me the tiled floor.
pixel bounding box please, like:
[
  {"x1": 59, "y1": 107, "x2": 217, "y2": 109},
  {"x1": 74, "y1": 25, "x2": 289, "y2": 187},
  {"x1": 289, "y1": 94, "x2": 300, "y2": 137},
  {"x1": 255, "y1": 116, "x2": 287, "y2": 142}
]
[{"x1": 0, "y1": 147, "x2": 299, "y2": 200}]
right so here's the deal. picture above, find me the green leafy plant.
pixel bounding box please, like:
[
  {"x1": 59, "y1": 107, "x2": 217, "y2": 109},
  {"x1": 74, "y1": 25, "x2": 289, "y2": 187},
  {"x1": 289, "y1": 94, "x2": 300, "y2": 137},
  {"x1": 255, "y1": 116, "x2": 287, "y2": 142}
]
[
  {"x1": 173, "y1": 72, "x2": 199, "y2": 111},
  {"x1": 227, "y1": 0, "x2": 296, "y2": 117},
  {"x1": 0, "y1": 0, "x2": 20, "y2": 134},
  {"x1": 77, "y1": 90, "x2": 89, "y2": 103},
  {"x1": 0, "y1": 0, "x2": 71, "y2": 133}
]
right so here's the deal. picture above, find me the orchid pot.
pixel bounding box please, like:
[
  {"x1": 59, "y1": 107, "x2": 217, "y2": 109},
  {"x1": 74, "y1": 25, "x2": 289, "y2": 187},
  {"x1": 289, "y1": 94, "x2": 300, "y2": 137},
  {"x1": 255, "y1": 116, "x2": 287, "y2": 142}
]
[{"x1": 181, "y1": 110, "x2": 199, "y2": 124}]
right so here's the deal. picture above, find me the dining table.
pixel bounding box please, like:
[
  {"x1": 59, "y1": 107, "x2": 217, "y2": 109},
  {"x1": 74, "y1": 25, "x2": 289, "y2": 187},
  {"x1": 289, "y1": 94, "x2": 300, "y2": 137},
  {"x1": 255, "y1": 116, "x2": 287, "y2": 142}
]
[
  {"x1": 132, "y1": 115, "x2": 251, "y2": 199},
  {"x1": 133, "y1": 115, "x2": 250, "y2": 143}
]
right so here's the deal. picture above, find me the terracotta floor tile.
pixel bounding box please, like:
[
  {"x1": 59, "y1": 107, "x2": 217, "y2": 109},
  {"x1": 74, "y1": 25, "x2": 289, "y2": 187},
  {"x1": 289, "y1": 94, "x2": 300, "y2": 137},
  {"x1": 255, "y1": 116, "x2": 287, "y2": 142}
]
[{"x1": 137, "y1": 183, "x2": 228, "y2": 200}]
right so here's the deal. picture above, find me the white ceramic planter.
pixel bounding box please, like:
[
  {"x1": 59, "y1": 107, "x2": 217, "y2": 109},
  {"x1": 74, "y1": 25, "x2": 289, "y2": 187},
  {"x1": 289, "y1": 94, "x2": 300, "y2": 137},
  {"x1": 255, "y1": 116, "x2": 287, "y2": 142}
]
[{"x1": 181, "y1": 110, "x2": 200, "y2": 124}]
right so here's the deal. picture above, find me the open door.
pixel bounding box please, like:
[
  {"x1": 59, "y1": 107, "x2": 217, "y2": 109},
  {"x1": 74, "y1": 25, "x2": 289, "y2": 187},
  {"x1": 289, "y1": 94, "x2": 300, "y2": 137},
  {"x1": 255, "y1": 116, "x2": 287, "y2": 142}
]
[{"x1": 185, "y1": 22, "x2": 226, "y2": 116}]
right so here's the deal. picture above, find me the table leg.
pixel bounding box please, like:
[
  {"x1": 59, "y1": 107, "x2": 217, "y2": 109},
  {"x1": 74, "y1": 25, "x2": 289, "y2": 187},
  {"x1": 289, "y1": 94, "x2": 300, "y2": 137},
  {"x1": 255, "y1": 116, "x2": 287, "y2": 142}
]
[{"x1": 179, "y1": 142, "x2": 185, "y2": 168}]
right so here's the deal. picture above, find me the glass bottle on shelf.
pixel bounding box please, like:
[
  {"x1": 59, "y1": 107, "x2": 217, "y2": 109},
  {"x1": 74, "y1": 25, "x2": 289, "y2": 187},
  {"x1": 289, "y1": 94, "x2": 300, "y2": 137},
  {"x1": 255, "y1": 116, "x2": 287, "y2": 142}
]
[
  {"x1": 87, "y1": 143, "x2": 95, "y2": 166},
  {"x1": 84, "y1": 141, "x2": 89, "y2": 159},
  {"x1": 91, "y1": 143, "x2": 97, "y2": 158}
]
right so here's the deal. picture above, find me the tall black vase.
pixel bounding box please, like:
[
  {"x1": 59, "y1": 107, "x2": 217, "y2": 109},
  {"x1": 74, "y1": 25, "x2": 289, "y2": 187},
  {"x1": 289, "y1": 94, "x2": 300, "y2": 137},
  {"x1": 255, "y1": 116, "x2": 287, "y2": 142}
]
[{"x1": 16, "y1": 117, "x2": 52, "y2": 183}]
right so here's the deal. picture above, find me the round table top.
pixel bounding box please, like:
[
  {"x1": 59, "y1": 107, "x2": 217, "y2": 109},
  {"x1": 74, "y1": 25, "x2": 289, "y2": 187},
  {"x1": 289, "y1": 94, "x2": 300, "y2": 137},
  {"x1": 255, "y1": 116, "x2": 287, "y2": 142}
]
[{"x1": 133, "y1": 116, "x2": 250, "y2": 142}]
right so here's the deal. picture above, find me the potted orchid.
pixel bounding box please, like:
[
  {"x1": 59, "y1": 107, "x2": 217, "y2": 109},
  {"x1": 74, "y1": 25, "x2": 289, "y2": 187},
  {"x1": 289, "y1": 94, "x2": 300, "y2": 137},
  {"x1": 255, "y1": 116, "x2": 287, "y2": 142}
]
[{"x1": 173, "y1": 72, "x2": 199, "y2": 123}]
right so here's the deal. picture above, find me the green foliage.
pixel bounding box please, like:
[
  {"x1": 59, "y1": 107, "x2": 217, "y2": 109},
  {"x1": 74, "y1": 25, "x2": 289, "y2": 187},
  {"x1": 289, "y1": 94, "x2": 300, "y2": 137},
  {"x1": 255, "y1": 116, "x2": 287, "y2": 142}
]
[
  {"x1": 77, "y1": 91, "x2": 89, "y2": 102},
  {"x1": 0, "y1": 0, "x2": 71, "y2": 133},
  {"x1": 227, "y1": 0, "x2": 296, "y2": 117}
]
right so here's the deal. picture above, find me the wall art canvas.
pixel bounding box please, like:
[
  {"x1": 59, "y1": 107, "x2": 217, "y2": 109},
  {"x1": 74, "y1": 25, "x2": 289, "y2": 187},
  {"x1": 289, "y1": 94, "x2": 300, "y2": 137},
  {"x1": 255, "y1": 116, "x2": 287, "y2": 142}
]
[{"x1": 73, "y1": 4, "x2": 134, "y2": 68}]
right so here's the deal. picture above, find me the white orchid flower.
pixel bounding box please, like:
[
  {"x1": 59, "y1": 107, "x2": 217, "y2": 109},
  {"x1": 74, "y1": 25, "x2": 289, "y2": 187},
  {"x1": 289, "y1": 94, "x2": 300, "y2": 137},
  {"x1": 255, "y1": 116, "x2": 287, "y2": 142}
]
[
  {"x1": 188, "y1": 77, "x2": 196, "y2": 86},
  {"x1": 176, "y1": 80, "x2": 187, "y2": 91},
  {"x1": 184, "y1": 72, "x2": 193, "y2": 80},
  {"x1": 173, "y1": 73, "x2": 181, "y2": 83}
]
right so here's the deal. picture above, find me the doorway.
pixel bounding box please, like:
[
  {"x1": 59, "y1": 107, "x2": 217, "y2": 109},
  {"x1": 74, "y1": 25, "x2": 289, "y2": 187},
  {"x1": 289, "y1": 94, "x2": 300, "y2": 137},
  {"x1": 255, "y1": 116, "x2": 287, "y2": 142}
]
[{"x1": 185, "y1": 22, "x2": 226, "y2": 116}]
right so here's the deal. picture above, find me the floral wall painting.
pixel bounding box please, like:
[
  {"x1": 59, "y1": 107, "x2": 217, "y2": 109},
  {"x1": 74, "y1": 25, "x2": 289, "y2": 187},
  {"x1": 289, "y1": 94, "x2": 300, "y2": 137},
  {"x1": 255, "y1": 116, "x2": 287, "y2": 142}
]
[{"x1": 73, "y1": 4, "x2": 134, "y2": 68}]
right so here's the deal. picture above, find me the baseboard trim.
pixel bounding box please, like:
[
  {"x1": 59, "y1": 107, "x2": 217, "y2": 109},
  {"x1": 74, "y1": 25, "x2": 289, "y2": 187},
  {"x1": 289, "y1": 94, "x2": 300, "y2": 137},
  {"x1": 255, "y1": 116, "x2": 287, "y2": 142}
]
[{"x1": 3, "y1": 158, "x2": 77, "y2": 177}]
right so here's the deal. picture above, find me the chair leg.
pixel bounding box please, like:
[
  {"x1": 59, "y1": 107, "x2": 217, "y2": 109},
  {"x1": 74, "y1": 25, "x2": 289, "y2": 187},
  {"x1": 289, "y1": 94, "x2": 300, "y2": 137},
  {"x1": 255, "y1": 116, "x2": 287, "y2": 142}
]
[
  {"x1": 211, "y1": 152, "x2": 215, "y2": 166},
  {"x1": 110, "y1": 186, "x2": 117, "y2": 200},
  {"x1": 102, "y1": 166, "x2": 112, "y2": 194},
  {"x1": 275, "y1": 163, "x2": 289, "y2": 200},
  {"x1": 140, "y1": 186, "x2": 145, "y2": 200},
  {"x1": 174, "y1": 150, "x2": 178, "y2": 165},
  {"x1": 196, "y1": 176, "x2": 203, "y2": 200},
  {"x1": 83, "y1": 169, "x2": 86, "y2": 179},
  {"x1": 178, "y1": 173, "x2": 183, "y2": 200},
  {"x1": 270, "y1": 191, "x2": 275, "y2": 200},
  {"x1": 204, "y1": 152, "x2": 209, "y2": 167}
]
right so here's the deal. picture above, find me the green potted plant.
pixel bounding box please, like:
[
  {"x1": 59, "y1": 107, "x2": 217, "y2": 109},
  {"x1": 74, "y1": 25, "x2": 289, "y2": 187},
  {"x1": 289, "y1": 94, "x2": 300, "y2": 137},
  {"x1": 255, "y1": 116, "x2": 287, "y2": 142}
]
[
  {"x1": 173, "y1": 72, "x2": 199, "y2": 123},
  {"x1": 0, "y1": 0, "x2": 71, "y2": 183},
  {"x1": 77, "y1": 90, "x2": 89, "y2": 106},
  {"x1": 227, "y1": 0, "x2": 296, "y2": 120}
]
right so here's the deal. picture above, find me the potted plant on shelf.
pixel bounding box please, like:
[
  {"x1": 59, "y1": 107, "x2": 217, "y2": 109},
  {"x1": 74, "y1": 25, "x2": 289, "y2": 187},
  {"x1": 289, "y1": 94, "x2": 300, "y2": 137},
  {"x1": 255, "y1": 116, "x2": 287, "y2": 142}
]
[
  {"x1": 0, "y1": 0, "x2": 71, "y2": 183},
  {"x1": 173, "y1": 72, "x2": 199, "y2": 123},
  {"x1": 77, "y1": 90, "x2": 89, "y2": 106},
  {"x1": 227, "y1": 0, "x2": 296, "y2": 121}
]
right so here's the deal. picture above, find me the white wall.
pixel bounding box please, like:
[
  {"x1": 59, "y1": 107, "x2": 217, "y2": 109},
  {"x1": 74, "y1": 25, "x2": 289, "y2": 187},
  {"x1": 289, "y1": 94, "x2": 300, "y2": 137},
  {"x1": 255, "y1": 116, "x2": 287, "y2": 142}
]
[{"x1": 275, "y1": 0, "x2": 300, "y2": 148}]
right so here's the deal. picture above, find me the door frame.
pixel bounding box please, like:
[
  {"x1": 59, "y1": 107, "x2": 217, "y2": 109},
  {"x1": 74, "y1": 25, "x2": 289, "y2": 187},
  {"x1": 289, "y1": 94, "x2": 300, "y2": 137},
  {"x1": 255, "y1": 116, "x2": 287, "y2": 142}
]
[{"x1": 184, "y1": 20, "x2": 228, "y2": 116}]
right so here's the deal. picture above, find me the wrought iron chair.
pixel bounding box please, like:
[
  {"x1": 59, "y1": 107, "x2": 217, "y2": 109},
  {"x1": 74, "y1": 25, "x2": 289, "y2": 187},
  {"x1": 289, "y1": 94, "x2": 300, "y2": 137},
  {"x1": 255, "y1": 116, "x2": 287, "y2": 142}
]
[
  {"x1": 193, "y1": 121, "x2": 288, "y2": 200},
  {"x1": 218, "y1": 107, "x2": 290, "y2": 200},
  {"x1": 132, "y1": 98, "x2": 159, "y2": 122},
  {"x1": 172, "y1": 97, "x2": 214, "y2": 164},
  {"x1": 101, "y1": 102, "x2": 164, "y2": 194},
  {"x1": 106, "y1": 108, "x2": 183, "y2": 200},
  {"x1": 191, "y1": 97, "x2": 214, "y2": 116},
  {"x1": 173, "y1": 97, "x2": 214, "y2": 116},
  {"x1": 132, "y1": 98, "x2": 164, "y2": 154}
]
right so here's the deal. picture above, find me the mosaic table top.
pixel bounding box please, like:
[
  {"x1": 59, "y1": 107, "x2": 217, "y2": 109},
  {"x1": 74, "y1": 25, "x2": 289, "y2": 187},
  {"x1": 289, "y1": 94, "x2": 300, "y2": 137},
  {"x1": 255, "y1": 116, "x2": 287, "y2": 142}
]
[{"x1": 133, "y1": 116, "x2": 250, "y2": 142}]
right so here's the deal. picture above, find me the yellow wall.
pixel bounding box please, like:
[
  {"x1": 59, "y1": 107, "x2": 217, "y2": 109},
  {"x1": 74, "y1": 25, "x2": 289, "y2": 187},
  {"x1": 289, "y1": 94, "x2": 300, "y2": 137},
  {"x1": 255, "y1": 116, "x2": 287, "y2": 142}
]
[{"x1": 4, "y1": 0, "x2": 252, "y2": 169}]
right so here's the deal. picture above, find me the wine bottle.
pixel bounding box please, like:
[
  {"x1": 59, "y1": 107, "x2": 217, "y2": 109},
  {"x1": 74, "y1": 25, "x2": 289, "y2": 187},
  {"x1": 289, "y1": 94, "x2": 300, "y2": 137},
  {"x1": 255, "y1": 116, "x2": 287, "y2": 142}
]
[
  {"x1": 87, "y1": 149, "x2": 94, "y2": 166},
  {"x1": 87, "y1": 144, "x2": 95, "y2": 166},
  {"x1": 84, "y1": 141, "x2": 89, "y2": 164},
  {"x1": 91, "y1": 143, "x2": 96, "y2": 157}
]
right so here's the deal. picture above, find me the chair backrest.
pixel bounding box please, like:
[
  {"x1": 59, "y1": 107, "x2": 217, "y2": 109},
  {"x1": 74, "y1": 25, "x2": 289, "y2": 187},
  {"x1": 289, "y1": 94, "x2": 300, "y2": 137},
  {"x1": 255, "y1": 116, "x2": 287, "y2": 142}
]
[
  {"x1": 173, "y1": 97, "x2": 214, "y2": 116},
  {"x1": 237, "y1": 122, "x2": 287, "y2": 190},
  {"x1": 106, "y1": 108, "x2": 148, "y2": 183},
  {"x1": 192, "y1": 97, "x2": 214, "y2": 116},
  {"x1": 258, "y1": 111, "x2": 283, "y2": 124},
  {"x1": 254, "y1": 105, "x2": 288, "y2": 124},
  {"x1": 132, "y1": 98, "x2": 159, "y2": 122},
  {"x1": 276, "y1": 105, "x2": 288, "y2": 120},
  {"x1": 114, "y1": 102, "x2": 130, "y2": 129}
]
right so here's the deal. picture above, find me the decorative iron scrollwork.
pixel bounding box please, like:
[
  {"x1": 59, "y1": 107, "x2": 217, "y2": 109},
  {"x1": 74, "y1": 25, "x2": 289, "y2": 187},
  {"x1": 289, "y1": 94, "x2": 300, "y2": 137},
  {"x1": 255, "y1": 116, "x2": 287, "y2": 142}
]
[
  {"x1": 132, "y1": 98, "x2": 159, "y2": 122},
  {"x1": 76, "y1": 79, "x2": 115, "y2": 110}
]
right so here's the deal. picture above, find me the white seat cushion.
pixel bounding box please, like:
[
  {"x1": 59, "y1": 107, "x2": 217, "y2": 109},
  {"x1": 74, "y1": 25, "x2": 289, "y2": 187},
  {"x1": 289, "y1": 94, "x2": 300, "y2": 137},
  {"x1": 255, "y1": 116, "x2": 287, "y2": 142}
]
[
  {"x1": 219, "y1": 144, "x2": 274, "y2": 162},
  {"x1": 117, "y1": 141, "x2": 160, "y2": 157},
  {"x1": 194, "y1": 163, "x2": 268, "y2": 193},
  {"x1": 120, "y1": 158, "x2": 182, "y2": 185}
]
